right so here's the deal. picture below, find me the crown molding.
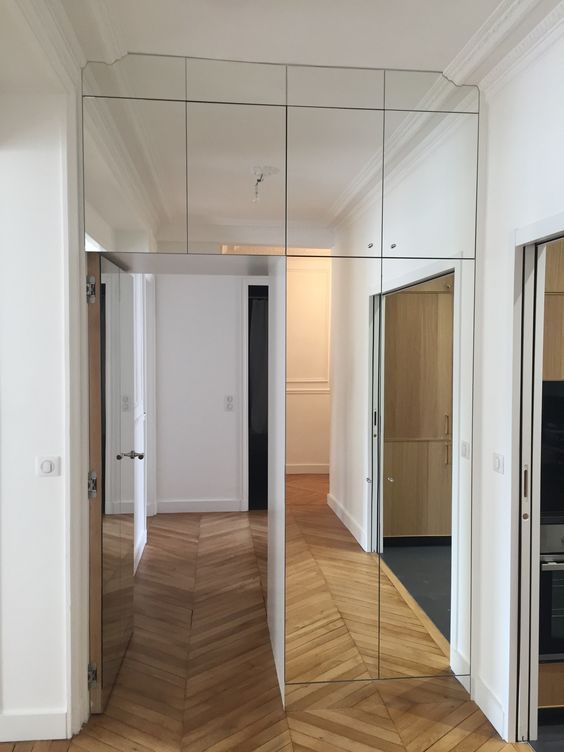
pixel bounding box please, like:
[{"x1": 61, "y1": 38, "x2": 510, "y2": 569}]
[
  {"x1": 444, "y1": 0, "x2": 545, "y2": 84},
  {"x1": 480, "y1": 0, "x2": 564, "y2": 94},
  {"x1": 87, "y1": 0, "x2": 128, "y2": 63},
  {"x1": 14, "y1": 0, "x2": 85, "y2": 89}
]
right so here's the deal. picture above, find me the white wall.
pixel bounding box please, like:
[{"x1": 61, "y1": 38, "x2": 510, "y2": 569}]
[
  {"x1": 267, "y1": 258, "x2": 286, "y2": 695},
  {"x1": 155, "y1": 274, "x2": 245, "y2": 511},
  {"x1": 0, "y1": 90, "x2": 81, "y2": 739},
  {"x1": 472, "y1": 31, "x2": 564, "y2": 740},
  {"x1": 286, "y1": 257, "x2": 331, "y2": 474}
]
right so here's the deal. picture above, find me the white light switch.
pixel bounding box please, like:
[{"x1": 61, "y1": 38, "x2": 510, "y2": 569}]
[
  {"x1": 224, "y1": 395, "x2": 234, "y2": 412},
  {"x1": 461, "y1": 441, "x2": 471, "y2": 460},
  {"x1": 36, "y1": 456, "x2": 61, "y2": 477},
  {"x1": 493, "y1": 453, "x2": 505, "y2": 474}
]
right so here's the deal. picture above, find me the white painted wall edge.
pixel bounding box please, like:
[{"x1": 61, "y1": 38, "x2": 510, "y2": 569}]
[
  {"x1": 134, "y1": 530, "x2": 147, "y2": 573},
  {"x1": 515, "y1": 210, "x2": 564, "y2": 248},
  {"x1": 472, "y1": 676, "x2": 506, "y2": 738},
  {"x1": 327, "y1": 493, "x2": 368, "y2": 551},
  {"x1": 286, "y1": 464, "x2": 329, "y2": 474},
  {"x1": 157, "y1": 498, "x2": 243, "y2": 513},
  {"x1": 0, "y1": 711, "x2": 67, "y2": 741}
]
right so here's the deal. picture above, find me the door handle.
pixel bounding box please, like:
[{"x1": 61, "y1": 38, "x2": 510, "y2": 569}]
[
  {"x1": 386, "y1": 476, "x2": 395, "y2": 483},
  {"x1": 116, "y1": 451, "x2": 144, "y2": 460},
  {"x1": 541, "y1": 562, "x2": 564, "y2": 572}
]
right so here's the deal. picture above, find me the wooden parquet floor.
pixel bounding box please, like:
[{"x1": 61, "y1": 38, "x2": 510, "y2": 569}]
[
  {"x1": 285, "y1": 475, "x2": 451, "y2": 681},
  {"x1": 10, "y1": 506, "x2": 529, "y2": 751}
]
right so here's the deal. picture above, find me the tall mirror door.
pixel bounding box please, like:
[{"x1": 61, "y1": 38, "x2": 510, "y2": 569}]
[{"x1": 100, "y1": 259, "x2": 135, "y2": 705}]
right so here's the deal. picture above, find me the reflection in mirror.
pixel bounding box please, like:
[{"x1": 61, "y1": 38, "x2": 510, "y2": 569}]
[
  {"x1": 187, "y1": 103, "x2": 285, "y2": 254},
  {"x1": 83, "y1": 54, "x2": 186, "y2": 100},
  {"x1": 378, "y1": 258, "x2": 474, "y2": 678},
  {"x1": 287, "y1": 66, "x2": 384, "y2": 109},
  {"x1": 383, "y1": 111, "x2": 478, "y2": 258},
  {"x1": 385, "y1": 70, "x2": 479, "y2": 113},
  {"x1": 100, "y1": 259, "x2": 134, "y2": 699},
  {"x1": 186, "y1": 58, "x2": 285, "y2": 105},
  {"x1": 287, "y1": 108, "x2": 384, "y2": 257},
  {"x1": 285, "y1": 257, "x2": 382, "y2": 684},
  {"x1": 84, "y1": 98, "x2": 187, "y2": 253}
]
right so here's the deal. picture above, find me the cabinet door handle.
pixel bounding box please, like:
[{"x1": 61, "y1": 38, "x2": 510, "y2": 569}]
[
  {"x1": 444, "y1": 414, "x2": 450, "y2": 436},
  {"x1": 444, "y1": 443, "x2": 449, "y2": 465}
]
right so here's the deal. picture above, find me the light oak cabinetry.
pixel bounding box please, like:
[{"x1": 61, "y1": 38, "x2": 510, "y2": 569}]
[
  {"x1": 543, "y1": 239, "x2": 564, "y2": 380},
  {"x1": 383, "y1": 275, "x2": 454, "y2": 538}
]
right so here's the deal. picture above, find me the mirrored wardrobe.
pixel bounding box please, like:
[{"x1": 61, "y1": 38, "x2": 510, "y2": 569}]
[{"x1": 82, "y1": 55, "x2": 478, "y2": 707}]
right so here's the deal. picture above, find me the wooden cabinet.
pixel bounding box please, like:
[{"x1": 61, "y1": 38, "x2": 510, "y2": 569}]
[
  {"x1": 544, "y1": 240, "x2": 564, "y2": 380},
  {"x1": 383, "y1": 275, "x2": 454, "y2": 538}
]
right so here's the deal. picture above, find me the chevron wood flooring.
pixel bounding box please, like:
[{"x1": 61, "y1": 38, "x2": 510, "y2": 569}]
[{"x1": 25, "y1": 506, "x2": 529, "y2": 751}]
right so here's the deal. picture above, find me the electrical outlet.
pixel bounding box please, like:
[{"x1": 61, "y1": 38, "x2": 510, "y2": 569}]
[
  {"x1": 493, "y1": 453, "x2": 505, "y2": 474},
  {"x1": 224, "y1": 395, "x2": 234, "y2": 412}
]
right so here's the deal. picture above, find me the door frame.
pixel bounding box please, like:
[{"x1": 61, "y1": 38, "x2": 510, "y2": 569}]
[
  {"x1": 241, "y1": 276, "x2": 270, "y2": 511},
  {"x1": 86, "y1": 252, "x2": 103, "y2": 713}
]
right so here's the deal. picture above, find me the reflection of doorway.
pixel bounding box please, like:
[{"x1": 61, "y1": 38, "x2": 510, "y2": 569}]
[
  {"x1": 248, "y1": 285, "x2": 269, "y2": 510},
  {"x1": 382, "y1": 273, "x2": 454, "y2": 641}
]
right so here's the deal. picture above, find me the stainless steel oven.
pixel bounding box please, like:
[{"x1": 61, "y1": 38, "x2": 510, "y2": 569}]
[{"x1": 540, "y1": 554, "x2": 564, "y2": 661}]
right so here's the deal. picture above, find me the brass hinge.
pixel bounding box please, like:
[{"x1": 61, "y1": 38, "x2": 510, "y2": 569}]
[
  {"x1": 88, "y1": 470, "x2": 97, "y2": 499},
  {"x1": 86, "y1": 275, "x2": 96, "y2": 304},
  {"x1": 88, "y1": 663, "x2": 97, "y2": 689}
]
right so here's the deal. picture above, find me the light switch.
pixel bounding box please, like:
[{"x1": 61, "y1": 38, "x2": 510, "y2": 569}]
[
  {"x1": 493, "y1": 453, "x2": 505, "y2": 474},
  {"x1": 36, "y1": 456, "x2": 61, "y2": 477},
  {"x1": 461, "y1": 441, "x2": 471, "y2": 460}
]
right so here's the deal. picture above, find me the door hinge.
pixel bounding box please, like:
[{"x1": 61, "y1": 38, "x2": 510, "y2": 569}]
[
  {"x1": 86, "y1": 275, "x2": 96, "y2": 304},
  {"x1": 88, "y1": 663, "x2": 97, "y2": 689},
  {"x1": 88, "y1": 470, "x2": 97, "y2": 499}
]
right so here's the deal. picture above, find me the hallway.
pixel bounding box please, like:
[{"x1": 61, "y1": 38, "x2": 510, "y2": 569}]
[{"x1": 4, "y1": 506, "x2": 528, "y2": 751}]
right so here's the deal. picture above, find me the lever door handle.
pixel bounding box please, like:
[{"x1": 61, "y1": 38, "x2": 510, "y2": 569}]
[{"x1": 116, "y1": 451, "x2": 144, "y2": 460}]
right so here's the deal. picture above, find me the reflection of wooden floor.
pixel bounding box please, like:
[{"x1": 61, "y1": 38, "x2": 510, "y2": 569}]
[
  {"x1": 286, "y1": 474, "x2": 451, "y2": 681},
  {"x1": 21, "y1": 510, "x2": 528, "y2": 752}
]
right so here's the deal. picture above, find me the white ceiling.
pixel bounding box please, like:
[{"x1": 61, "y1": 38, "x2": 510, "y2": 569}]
[{"x1": 61, "y1": 0, "x2": 503, "y2": 73}]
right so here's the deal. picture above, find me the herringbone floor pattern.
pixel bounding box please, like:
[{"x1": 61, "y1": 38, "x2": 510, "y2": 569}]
[{"x1": 10, "y1": 506, "x2": 530, "y2": 751}]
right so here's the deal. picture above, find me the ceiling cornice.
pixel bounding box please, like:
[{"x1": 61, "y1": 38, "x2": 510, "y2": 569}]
[
  {"x1": 14, "y1": 0, "x2": 85, "y2": 89},
  {"x1": 444, "y1": 0, "x2": 546, "y2": 84},
  {"x1": 86, "y1": 0, "x2": 128, "y2": 63},
  {"x1": 480, "y1": 0, "x2": 564, "y2": 93}
]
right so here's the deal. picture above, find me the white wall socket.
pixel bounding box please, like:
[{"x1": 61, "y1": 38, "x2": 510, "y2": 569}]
[
  {"x1": 36, "y1": 456, "x2": 61, "y2": 477},
  {"x1": 493, "y1": 453, "x2": 505, "y2": 474},
  {"x1": 224, "y1": 394, "x2": 234, "y2": 412}
]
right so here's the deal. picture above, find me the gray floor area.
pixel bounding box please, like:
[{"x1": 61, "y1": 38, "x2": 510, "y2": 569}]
[
  {"x1": 382, "y1": 543, "x2": 452, "y2": 640},
  {"x1": 530, "y1": 714, "x2": 564, "y2": 751}
]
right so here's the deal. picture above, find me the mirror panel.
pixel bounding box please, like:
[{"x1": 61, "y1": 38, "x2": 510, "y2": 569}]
[
  {"x1": 100, "y1": 259, "x2": 134, "y2": 699},
  {"x1": 287, "y1": 107, "x2": 383, "y2": 257},
  {"x1": 378, "y1": 258, "x2": 474, "y2": 678},
  {"x1": 84, "y1": 98, "x2": 187, "y2": 253},
  {"x1": 186, "y1": 58, "x2": 286, "y2": 105},
  {"x1": 285, "y1": 257, "x2": 382, "y2": 684},
  {"x1": 187, "y1": 102, "x2": 286, "y2": 254},
  {"x1": 287, "y1": 65, "x2": 384, "y2": 109},
  {"x1": 83, "y1": 55, "x2": 186, "y2": 100},
  {"x1": 385, "y1": 70, "x2": 479, "y2": 113},
  {"x1": 383, "y1": 111, "x2": 478, "y2": 258}
]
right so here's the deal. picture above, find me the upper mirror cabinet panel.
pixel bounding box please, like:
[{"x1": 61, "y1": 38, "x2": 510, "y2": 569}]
[
  {"x1": 383, "y1": 111, "x2": 478, "y2": 258},
  {"x1": 385, "y1": 70, "x2": 479, "y2": 113},
  {"x1": 83, "y1": 55, "x2": 186, "y2": 100},
  {"x1": 287, "y1": 66, "x2": 384, "y2": 109},
  {"x1": 287, "y1": 107, "x2": 383, "y2": 257},
  {"x1": 84, "y1": 98, "x2": 187, "y2": 253},
  {"x1": 186, "y1": 59, "x2": 286, "y2": 105},
  {"x1": 187, "y1": 103, "x2": 286, "y2": 254}
]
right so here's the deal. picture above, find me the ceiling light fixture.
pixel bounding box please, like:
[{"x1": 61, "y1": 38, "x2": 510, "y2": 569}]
[{"x1": 252, "y1": 165, "x2": 279, "y2": 203}]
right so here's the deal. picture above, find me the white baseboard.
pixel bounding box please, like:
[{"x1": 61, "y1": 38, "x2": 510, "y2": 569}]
[
  {"x1": 105, "y1": 500, "x2": 134, "y2": 514},
  {"x1": 157, "y1": 498, "x2": 242, "y2": 513},
  {"x1": 134, "y1": 529, "x2": 147, "y2": 573},
  {"x1": 327, "y1": 493, "x2": 367, "y2": 550},
  {"x1": 146, "y1": 502, "x2": 158, "y2": 517},
  {"x1": 286, "y1": 463, "x2": 329, "y2": 474},
  {"x1": 471, "y1": 675, "x2": 506, "y2": 739},
  {"x1": 0, "y1": 710, "x2": 67, "y2": 741}
]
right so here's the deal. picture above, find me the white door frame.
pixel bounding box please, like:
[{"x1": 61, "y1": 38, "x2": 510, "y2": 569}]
[{"x1": 241, "y1": 276, "x2": 269, "y2": 511}]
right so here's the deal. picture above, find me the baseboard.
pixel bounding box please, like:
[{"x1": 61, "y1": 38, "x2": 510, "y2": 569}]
[
  {"x1": 327, "y1": 493, "x2": 367, "y2": 550},
  {"x1": 286, "y1": 464, "x2": 329, "y2": 474},
  {"x1": 134, "y1": 529, "x2": 147, "y2": 573},
  {"x1": 157, "y1": 498, "x2": 242, "y2": 513},
  {"x1": 105, "y1": 500, "x2": 134, "y2": 514},
  {"x1": 471, "y1": 675, "x2": 506, "y2": 739},
  {"x1": 0, "y1": 710, "x2": 67, "y2": 741}
]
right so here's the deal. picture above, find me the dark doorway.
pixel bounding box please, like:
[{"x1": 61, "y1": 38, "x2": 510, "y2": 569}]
[{"x1": 248, "y1": 285, "x2": 269, "y2": 510}]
